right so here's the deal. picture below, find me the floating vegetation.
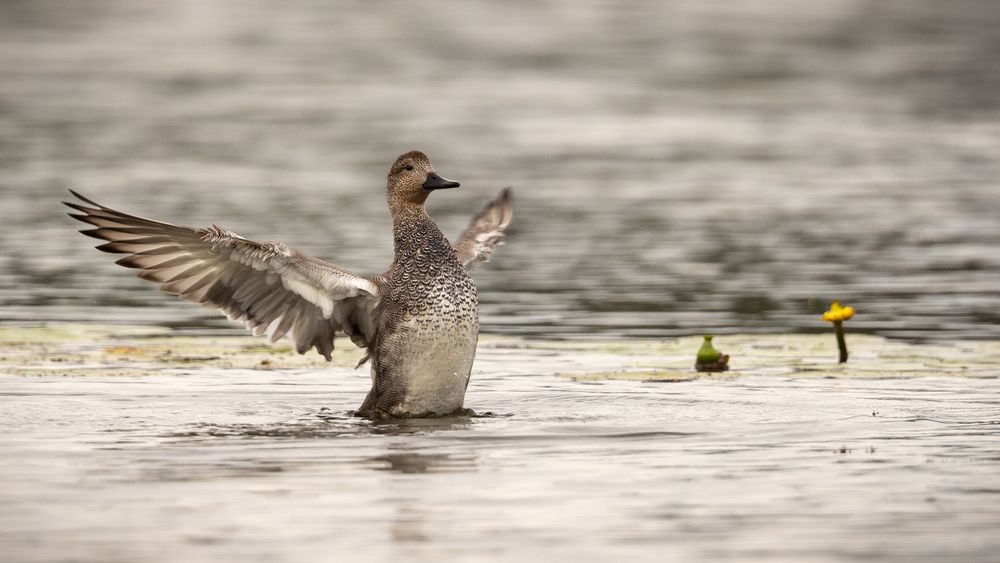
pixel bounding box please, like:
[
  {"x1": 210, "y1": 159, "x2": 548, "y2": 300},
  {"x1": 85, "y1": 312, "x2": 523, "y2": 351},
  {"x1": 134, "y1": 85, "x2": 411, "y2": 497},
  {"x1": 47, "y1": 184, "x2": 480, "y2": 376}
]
[
  {"x1": 1, "y1": 324, "x2": 998, "y2": 382},
  {"x1": 0, "y1": 324, "x2": 359, "y2": 377},
  {"x1": 694, "y1": 335, "x2": 730, "y2": 372}
]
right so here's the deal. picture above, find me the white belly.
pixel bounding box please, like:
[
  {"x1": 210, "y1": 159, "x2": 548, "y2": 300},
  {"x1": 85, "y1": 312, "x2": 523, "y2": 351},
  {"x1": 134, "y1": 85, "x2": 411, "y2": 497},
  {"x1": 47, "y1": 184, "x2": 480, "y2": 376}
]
[{"x1": 391, "y1": 321, "x2": 478, "y2": 416}]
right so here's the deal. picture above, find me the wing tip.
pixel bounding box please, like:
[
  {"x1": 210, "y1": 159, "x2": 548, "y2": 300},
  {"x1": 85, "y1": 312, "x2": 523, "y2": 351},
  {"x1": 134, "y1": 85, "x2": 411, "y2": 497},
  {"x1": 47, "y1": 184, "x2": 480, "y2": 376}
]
[
  {"x1": 498, "y1": 186, "x2": 513, "y2": 226},
  {"x1": 67, "y1": 189, "x2": 101, "y2": 207},
  {"x1": 79, "y1": 228, "x2": 107, "y2": 241}
]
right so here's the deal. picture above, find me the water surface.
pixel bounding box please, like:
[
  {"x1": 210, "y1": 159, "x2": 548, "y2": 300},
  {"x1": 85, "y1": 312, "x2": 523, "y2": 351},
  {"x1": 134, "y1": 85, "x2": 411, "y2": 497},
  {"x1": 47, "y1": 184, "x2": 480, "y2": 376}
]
[
  {"x1": 2, "y1": 0, "x2": 1000, "y2": 340},
  {"x1": 2, "y1": 365, "x2": 998, "y2": 562}
]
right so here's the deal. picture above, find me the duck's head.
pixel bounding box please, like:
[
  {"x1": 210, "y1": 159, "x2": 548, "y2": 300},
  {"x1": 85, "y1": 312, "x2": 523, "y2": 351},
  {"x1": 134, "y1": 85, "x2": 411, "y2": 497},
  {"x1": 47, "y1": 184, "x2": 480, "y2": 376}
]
[{"x1": 386, "y1": 150, "x2": 460, "y2": 208}]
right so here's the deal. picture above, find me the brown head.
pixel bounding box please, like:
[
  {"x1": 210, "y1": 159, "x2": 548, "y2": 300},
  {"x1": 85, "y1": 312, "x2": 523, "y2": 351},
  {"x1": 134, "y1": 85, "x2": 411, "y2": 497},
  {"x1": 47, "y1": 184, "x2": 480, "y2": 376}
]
[{"x1": 386, "y1": 150, "x2": 460, "y2": 211}]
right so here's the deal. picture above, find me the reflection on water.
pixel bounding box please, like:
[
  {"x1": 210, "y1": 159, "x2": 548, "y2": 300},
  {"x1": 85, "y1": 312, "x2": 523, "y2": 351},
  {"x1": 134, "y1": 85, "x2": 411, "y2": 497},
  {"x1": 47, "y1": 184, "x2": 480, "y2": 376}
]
[
  {"x1": 1, "y1": 369, "x2": 998, "y2": 561},
  {"x1": 369, "y1": 452, "x2": 477, "y2": 474},
  {"x1": 1, "y1": 0, "x2": 999, "y2": 341}
]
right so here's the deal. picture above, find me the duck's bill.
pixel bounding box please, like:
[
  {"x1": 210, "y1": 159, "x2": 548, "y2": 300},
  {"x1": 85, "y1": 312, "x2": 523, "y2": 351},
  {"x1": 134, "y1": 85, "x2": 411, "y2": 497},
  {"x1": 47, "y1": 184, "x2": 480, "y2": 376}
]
[{"x1": 423, "y1": 172, "x2": 461, "y2": 190}]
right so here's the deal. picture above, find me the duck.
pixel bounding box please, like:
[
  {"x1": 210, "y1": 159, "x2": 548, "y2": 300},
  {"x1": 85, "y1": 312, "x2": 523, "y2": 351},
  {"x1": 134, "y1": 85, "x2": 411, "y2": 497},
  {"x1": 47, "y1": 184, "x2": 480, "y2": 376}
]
[{"x1": 65, "y1": 150, "x2": 513, "y2": 418}]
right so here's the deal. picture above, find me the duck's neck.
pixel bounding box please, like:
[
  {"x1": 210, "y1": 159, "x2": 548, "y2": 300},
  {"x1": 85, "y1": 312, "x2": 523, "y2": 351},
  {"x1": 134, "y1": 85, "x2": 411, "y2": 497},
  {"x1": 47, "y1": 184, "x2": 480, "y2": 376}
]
[
  {"x1": 390, "y1": 202, "x2": 443, "y2": 256},
  {"x1": 389, "y1": 198, "x2": 427, "y2": 219}
]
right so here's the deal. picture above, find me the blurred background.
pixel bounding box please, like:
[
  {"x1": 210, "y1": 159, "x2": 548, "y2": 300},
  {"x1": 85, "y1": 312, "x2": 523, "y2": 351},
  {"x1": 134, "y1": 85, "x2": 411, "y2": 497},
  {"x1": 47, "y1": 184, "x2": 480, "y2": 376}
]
[{"x1": 2, "y1": 0, "x2": 999, "y2": 341}]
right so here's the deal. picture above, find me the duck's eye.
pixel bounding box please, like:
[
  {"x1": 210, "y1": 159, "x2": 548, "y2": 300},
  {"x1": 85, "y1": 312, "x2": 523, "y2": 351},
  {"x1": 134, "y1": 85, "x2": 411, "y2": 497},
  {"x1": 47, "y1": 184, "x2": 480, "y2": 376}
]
[{"x1": 404, "y1": 165, "x2": 414, "y2": 171}]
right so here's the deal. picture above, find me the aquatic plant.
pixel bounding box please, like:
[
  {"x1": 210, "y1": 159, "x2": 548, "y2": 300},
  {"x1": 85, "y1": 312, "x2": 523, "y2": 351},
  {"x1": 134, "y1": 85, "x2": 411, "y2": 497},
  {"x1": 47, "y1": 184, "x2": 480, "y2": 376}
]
[
  {"x1": 822, "y1": 301, "x2": 855, "y2": 363},
  {"x1": 695, "y1": 335, "x2": 729, "y2": 372}
]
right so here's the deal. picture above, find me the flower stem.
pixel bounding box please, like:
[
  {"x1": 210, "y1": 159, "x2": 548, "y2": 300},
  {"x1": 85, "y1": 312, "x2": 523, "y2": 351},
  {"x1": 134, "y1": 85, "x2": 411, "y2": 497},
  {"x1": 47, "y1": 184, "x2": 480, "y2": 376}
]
[{"x1": 834, "y1": 321, "x2": 848, "y2": 363}]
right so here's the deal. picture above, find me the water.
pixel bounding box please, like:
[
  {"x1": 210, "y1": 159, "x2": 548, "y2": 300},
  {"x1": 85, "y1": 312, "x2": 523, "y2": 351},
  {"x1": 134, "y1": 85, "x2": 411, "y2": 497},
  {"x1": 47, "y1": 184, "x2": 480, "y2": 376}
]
[
  {"x1": 2, "y1": 0, "x2": 1000, "y2": 560},
  {"x1": 2, "y1": 362, "x2": 999, "y2": 562},
  {"x1": 1, "y1": 0, "x2": 1000, "y2": 340}
]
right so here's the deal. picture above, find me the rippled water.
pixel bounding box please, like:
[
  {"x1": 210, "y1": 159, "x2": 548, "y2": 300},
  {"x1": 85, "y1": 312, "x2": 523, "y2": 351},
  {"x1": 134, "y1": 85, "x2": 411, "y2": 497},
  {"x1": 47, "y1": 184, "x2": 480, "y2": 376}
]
[
  {"x1": 3, "y1": 1, "x2": 1000, "y2": 561},
  {"x1": 2, "y1": 0, "x2": 1000, "y2": 340},
  {"x1": 2, "y1": 362, "x2": 999, "y2": 562}
]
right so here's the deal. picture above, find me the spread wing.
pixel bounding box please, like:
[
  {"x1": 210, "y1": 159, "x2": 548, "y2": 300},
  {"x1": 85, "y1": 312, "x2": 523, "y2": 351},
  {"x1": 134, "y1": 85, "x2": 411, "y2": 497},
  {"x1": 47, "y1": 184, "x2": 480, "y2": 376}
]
[
  {"x1": 64, "y1": 190, "x2": 380, "y2": 361},
  {"x1": 453, "y1": 187, "x2": 513, "y2": 268}
]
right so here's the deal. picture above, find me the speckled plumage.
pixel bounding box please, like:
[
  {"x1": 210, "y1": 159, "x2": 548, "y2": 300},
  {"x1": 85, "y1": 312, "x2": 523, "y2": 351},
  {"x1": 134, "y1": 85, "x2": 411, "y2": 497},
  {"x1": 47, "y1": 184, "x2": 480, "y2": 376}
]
[
  {"x1": 362, "y1": 207, "x2": 480, "y2": 416},
  {"x1": 65, "y1": 150, "x2": 513, "y2": 418}
]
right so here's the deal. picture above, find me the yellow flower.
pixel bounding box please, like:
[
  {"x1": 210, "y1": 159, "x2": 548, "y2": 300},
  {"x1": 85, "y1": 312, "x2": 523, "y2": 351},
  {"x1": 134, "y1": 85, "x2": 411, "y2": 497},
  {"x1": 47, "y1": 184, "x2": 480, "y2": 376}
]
[{"x1": 822, "y1": 301, "x2": 855, "y2": 322}]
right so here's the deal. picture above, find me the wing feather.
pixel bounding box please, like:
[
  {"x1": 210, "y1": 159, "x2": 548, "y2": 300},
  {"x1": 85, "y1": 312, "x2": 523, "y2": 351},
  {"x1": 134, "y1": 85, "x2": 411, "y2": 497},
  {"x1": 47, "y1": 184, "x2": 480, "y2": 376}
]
[
  {"x1": 65, "y1": 190, "x2": 380, "y2": 361},
  {"x1": 453, "y1": 187, "x2": 514, "y2": 268}
]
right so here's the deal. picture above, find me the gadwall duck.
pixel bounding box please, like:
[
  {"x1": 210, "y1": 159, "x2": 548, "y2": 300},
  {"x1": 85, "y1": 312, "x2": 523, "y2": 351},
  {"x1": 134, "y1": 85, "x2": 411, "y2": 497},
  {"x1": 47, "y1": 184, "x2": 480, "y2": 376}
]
[{"x1": 65, "y1": 151, "x2": 513, "y2": 417}]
